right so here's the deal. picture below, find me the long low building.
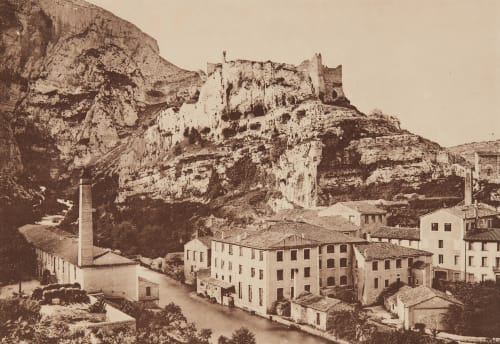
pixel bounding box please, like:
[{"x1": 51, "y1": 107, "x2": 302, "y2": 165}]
[
  {"x1": 19, "y1": 169, "x2": 157, "y2": 303},
  {"x1": 369, "y1": 226, "x2": 420, "y2": 249}
]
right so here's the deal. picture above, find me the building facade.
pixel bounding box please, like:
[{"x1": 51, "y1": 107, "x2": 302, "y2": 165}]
[
  {"x1": 184, "y1": 237, "x2": 212, "y2": 285},
  {"x1": 202, "y1": 222, "x2": 364, "y2": 315},
  {"x1": 475, "y1": 151, "x2": 500, "y2": 183},
  {"x1": 419, "y1": 204, "x2": 499, "y2": 282},
  {"x1": 320, "y1": 201, "x2": 387, "y2": 238},
  {"x1": 369, "y1": 226, "x2": 420, "y2": 249},
  {"x1": 354, "y1": 242, "x2": 433, "y2": 305},
  {"x1": 463, "y1": 229, "x2": 500, "y2": 283}
]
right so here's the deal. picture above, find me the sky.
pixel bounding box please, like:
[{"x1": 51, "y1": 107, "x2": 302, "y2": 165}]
[{"x1": 87, "y1": 0, "x2": 500, "y2": 147}]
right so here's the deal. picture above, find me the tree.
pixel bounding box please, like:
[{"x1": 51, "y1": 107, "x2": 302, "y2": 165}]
[{"x1": 229, "y1": 327, "x2": 256, "y2": 344}]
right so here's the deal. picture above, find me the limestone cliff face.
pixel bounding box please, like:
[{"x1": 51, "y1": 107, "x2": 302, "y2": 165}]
[
  {"x1": 1, "y1": 0, "x2": 461, "y2": 212},
  {"x1": 0, "y1": 0, "x2": 201, "y2": 196},
  {"x1": 97, "y1": 55, "x2": 460, "y2": 208}
]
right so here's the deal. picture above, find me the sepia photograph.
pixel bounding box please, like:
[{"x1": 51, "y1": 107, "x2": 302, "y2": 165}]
[{"x1": 0, "y1": 0, "x2": 499, "y2": 343}]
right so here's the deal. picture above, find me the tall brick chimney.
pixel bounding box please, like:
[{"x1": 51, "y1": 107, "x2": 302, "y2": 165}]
[
  {"x1": 465, "y1": 167, "x2": 473, "y2": 206},
  {"x1": 78, "y1": 168, "x2": 94, "y2": 267}
]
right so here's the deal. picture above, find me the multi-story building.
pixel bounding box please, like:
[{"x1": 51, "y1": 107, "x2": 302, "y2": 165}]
[
  {"x1": 202, "y1": 221, "x2": 364, "y2": 315},
  {"x1": 369, "y1": 226, "x2": 420, "y2": 249},
  {"x1": 419, "y1": 203, "x2": 499, "y2": 282},
  {"x1": 184, "y1": 236, "x2": 212, "y2": 285},
  {"x1": 354, "y1": 242, "x2": 433, "y2": 305},
  {"x1": 463, "y1": 228, "x2": 500, "y2": 283},
  {"x1": 319, "y1": 201, "x2": 387, "y2": 238}
]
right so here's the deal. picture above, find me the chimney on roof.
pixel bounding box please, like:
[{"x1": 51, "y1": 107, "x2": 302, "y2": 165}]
[
  {"x1": 465, "y1": 167, "x2": 473, "y2": 206},
  {"x1": 78, "y1": 167, "x2": 94, "y2": 267}
]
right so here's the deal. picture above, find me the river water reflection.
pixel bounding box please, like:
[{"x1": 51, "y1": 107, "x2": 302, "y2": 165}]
[{"x1": 138, "y1": 267, "x2": 334, "y2": 344}]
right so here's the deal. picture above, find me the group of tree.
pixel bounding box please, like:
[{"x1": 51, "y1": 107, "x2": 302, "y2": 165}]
[{"x1": 443, "y1": 280, "x2": 500, "y2": 337}]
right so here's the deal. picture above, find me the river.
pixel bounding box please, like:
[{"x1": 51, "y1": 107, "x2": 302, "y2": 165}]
[{"x1": 137, "y1": 267, "x2": 335, "y2": 344}]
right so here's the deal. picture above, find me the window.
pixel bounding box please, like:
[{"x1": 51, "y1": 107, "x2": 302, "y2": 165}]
[
  {"x1": 327, "y1": 245, "x2": 334, "y2": 253},
  {"x1": 482, "y1": 274, "x2": 488, "y2": 282},
  {"x1": 372, "y1": 261, "x2": 378, "y2": 271},
  {"x1": 365, "y1": 215, "x2": 369, "y2": 224},
  {"x1": 374, "y1": 278, "x2": 379, "y2": 289},
  {"x1": 304, "y1": 249, "x2": 310, "y2": 260},
  {"x1": 229, "y1": 275, "x2": 232, "y2": 283},
  {"x1": 304, "y1": 285, "x2": 311, "y2": 292},
  {"x1": 221, "y1": 275, "x2": 224, "y2": 280},
  {"x1": 445, "y1": 223, "x2": 452, "y2": 231},
  {"x1": 221, "y1": 260, "x2": 225, "y2": 269},
  {"x1": 277, "y1": 251, "x2": 283, "y2": 262},
  {"x1": 385, "y1": 260, "x2": 390, "y2": 270},
  {"x1": 291, "y1": 269, "x2": 295, "y2": 280},
  {"x1": 340, "y1": 258, "x2": 347, "y2": 267},
  {"x1": 468, "y1": 242, "x2": 473, "y2": 250},
  {"x1": 74, "y1": 266, "x2": 76, "y2": 279},
  {"x1": 340, "y1": 275, "x2": 347, "y2": 285},
  {"x1": 408, "y1": 258, "x2": 413, "y2": 267},
  {"x1": 319, "y1": 259, "x2": 322, "y2": 269},
  {"x1": 191, "y1": 265, "x2": 194, "y2": 272},
  {"x1": 290, "y1": 287, "x2": 294, "y2": 299},
  {"x1": 186, "y1": 250, "x2": 191, "y2": 260},
  {"x1": 291, "y1": 250, "x2": 297, "y2": 261},
  {"x1": 248, "y1": 285, "x2": 252, "y2": 302},
  {"x1": 497, "y1": 243, "x2": 500, "y2": 251},
  {"x1": 438, "y1": 255, "x2": 444, "y2": 264},
  {"x1": 229, "y1": 244, "x2": 233, "y2": 255},
  {"x1": 327, "y1": 277, "x2": 335, "y2": 286},
  {"x1": 304, "y1": 267, "x2": 311, "y2": 278},
  {"x1": 228, "y1": 262, "x2": 232, "y2": 271},
  {"x1": 316, "y1": 313, "x2": 320, "y2": 325},
  {"x1": 482, "y1": 242, "x2": 487, "y2": 251},
  {"x1": 193, "y1": 251, "x2": 197, "y2": 262},
  {"x1": 469, "y1": 256, "x2": 474, "y2": 267},
  {"x1": 496, "y1": 257, "x2": 500, "y2": 267},
  {"x1": 396, "y1": 259, "x2": 401, "y2": 268},
  {"x1": 438, "y1": 240, "x2": 443, "y2": 248},
  {"x1": 327, "y1": 259, "x2": 335, "y2": 268},
  {"x1": 215, "y1": 258, "x2": 218, "y2": 268},
  {"x1": 277, "y1": 288, "x2": 284, "y2": 300},
  {"x1": 431, "y1": 223, "x2": 438, "y2": 231},
  {"x1": 259, "y1": 288, "x2": 263, "y2": 306},
  {"x1": 371, "y1": 215, "x2": 376, "y2": 223},
  {"x1": 146, "y1": 286, "x2": 151, "y2": 297},
  {"x1": 259, "y1": 250, "x2": 264, "y2": 261},
  {"x1": 385, "y1": 279, "x2": 389, "y2": 288},
  {"x1": 482, "y1": 257, "x2": 488, "y2": 267},
  {"x1": 200, "y1": 252, "x2": 204, "y2": 263},
  {"x1": 238, "y1": 282, "x2": 242, "y2": 299},
  {"x1": 221, "y1": 243, "x2": 225, "y2": 252},
  {"x1": 251, "y1": 249, "x2": 255, "y2": 259},
  {"x1": 239, "y1": 246, "x2": 243, "y2": 256},
  {"x1": 340, "y1": 245, "x2": 347, "y2": 253},
  {"x1": 454, "y1": 255, "x2": 459, "y2": 265},
  {"x1": 318, "y1": 246, "x2": 322, "y2": 254},
  {"x1": 259, "y1": 269, "x2": 263, "y2": 280},
  {"x1": 277, "y1": 269, "x2": 283, "y2": 280},
  {"x1": 251, "y1": 268, "x2": 255, "y2": 278},
  {"x1": 239, "y1": 264, "x2": 242, "y2": 274}
]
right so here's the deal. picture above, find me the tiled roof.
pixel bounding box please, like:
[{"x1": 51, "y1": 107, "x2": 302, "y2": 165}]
[
  {"x1": 355, "y1": 242, "x2": 432, "y2": 261},
  {"x1": 196, "y1": 236, "x2": 213, "y2": 247},
  {"x1": 214, "y1": 221, "x2": 365, "y2": 250},
  {"x1": 292, "y1": 292, "x2": 344, "y2": 312},
  {"x1": 464, "y1": 228, "x2": 500, "y2": 242},
  {"x1": 338, "y1": 201, "x2": 387, "y2": 215},
  {"x1": 439, "y1": 204, "x2": 499, "y2": 219},
  {"x1": 397, "y1": 286, "x2": 462, "y2": 307},
  {"x1": 275, "y1": 209, "x2": 359, "y2": 232},
  {"x1": 19, "y1": 225, "x2": 135, "y2": 267},
  {"x1": 371, "y1": 226, "x2": 420, "y2": 240},
  {"x1": 476, "y1": 151, "x2": 500, "y2": 156}
]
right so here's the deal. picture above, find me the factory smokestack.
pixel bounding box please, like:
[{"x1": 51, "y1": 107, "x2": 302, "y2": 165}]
[
  {"x1": 78, "y1": 168, "x2": 94, "y2": 267},
  {"x1": 465, "y1": 167, "x2": 473, "y2": 206}
]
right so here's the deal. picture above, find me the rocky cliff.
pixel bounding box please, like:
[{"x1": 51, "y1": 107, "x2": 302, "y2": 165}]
[{"x1": 1, "y1": 0, "x2": 463, "y2": 233}]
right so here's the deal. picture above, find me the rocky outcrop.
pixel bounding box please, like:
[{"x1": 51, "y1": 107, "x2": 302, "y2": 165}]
[{"x1": 1, "y1": 0, "x2": 463, "y2": 214}]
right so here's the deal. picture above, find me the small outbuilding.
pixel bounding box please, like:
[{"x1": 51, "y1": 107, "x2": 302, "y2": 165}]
[
  {"x1": 388, "y1": 285, "x2": 462, "y2": 331},
  {"x1": 291, "y1": 292, "x2": 352, "y2": 331}
]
